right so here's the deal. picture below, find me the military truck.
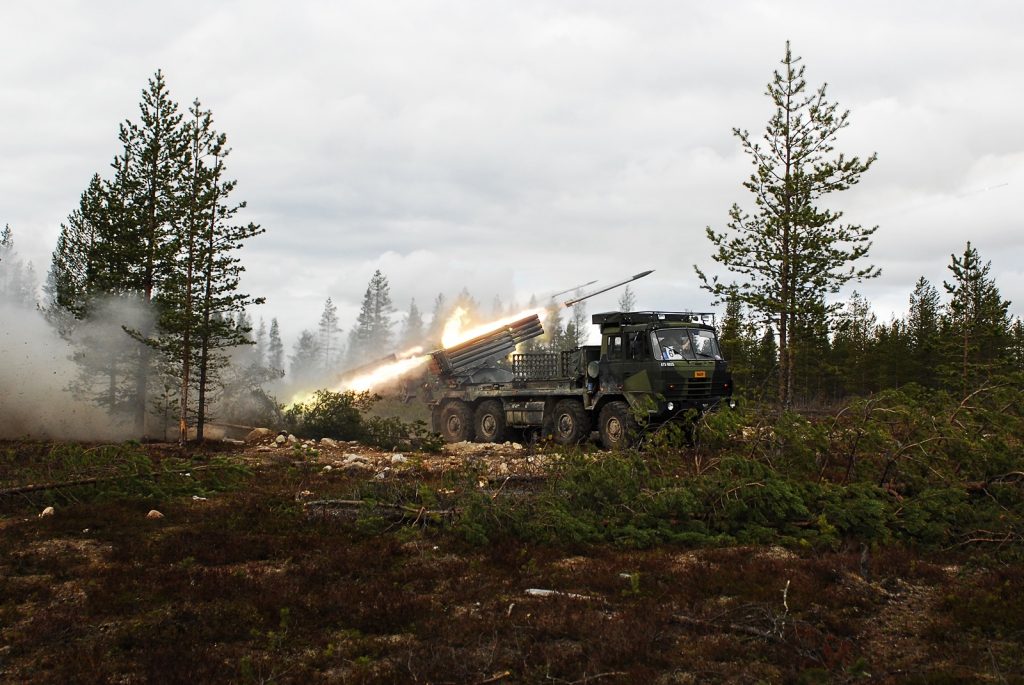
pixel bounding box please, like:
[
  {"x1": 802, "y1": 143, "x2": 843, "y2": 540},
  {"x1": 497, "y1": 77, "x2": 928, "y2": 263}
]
[{"x1": 426, "y1": 311, "x2": 734, "y2": 448}]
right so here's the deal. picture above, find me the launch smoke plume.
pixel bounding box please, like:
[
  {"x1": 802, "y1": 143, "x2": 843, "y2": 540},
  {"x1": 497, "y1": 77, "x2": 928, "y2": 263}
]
[{"x1": 0, "y1": 299, "x2": 137, "y2": 441}]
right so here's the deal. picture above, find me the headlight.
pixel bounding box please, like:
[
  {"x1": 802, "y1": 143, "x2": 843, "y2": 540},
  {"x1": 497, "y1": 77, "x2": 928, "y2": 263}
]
[{"x1": 667, "y1": 402, "x2": 675, "y2": 412}]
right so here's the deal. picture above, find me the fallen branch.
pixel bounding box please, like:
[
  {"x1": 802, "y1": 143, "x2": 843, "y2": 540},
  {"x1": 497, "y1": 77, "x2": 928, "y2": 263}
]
[
  {"x1": 0, "y1": 466, "x2": 213, "y2": 497},
  {"x1": 302, "y1": 498, "x2": 457, "y2": 524},
  {"x1": 671, "y1": 613, "x2": 782, "y2": 643}
]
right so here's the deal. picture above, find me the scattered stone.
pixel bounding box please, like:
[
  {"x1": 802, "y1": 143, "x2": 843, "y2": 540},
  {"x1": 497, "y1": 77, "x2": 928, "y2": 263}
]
[
  {"x1": 275, "y1": 434, "x2": 287, "y2": 446},
  {"x1": 39, "y1": 506, "x2": 55, "y2": 518},
  {"x1": 146, "y1": 510, "x2": 164, "y2": 520},
  {"x1": 256, "y1": 446, "x2": 275, "y2": 452},
  {"x1": 512, "y1": 442, "x2": 523, "y2": 450},
  {"x1": 497, "y1": 462, "x2": 509, "y2": 475},
  {"x1": 320, "y1": 437, "x2": 338, "y2": 448},
  {"x1": 390, "y1": 454, "x2": 408, "y2": 464},
  {"x1": 222, "y1": 438, "x2": 245, "y2": 446},
  {"x1": 245, "y1": 427, "x2": 274, "y2": 443},
  {"x1": 287, "y1": 434, "x2": 299, "y2": 444},
  {"x1": 192, "y1": 495, "x2": 208, "y2": 501},
  {"x1": 322, "y1": 465, "x2": 333, "y2": 472}
]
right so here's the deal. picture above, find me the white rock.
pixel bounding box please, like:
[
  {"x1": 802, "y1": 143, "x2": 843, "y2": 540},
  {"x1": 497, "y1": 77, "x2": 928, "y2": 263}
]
[
  {"x1": 322, "y1": 464, "x2": 333, "y2": 472},
  {"x1": 287, "y1": 434, "x2": 299, "y2": 444},
  {"x1": 146, "y1": 510, "x2": 164, "y2": 520},
  {"x1": 275, "y1": 435, "x2": 287, "y2": 445},
  {"x1": 390, "y1": 454, "x2": 407, "y2": 464},
  {"x1": 512, "y1": 442, "x2": 523, "y2": 450},
  {"x1": 39, "y1": 506, "x2": 55, "y2": 518},
  {"x1": 320, "y1": 437, "x2": 338, "y2": 448}
]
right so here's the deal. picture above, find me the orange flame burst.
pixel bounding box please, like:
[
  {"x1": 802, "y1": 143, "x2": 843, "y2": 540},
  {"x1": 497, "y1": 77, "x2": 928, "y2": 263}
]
[
  {"x1": 441, "y1": 306, "x2": 548, "y2": 348},
  {"x1": 337, "y1": 354, "x2": 431, "y2": 393}
]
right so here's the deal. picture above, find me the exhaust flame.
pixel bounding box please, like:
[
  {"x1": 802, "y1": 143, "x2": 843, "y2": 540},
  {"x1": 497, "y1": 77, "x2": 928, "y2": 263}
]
[
  {"x1": 338, "y1": 354, "x2": 430, "y2": 392},
  {"x1": 441, "y1": 306, "x2": 548, "y2": 348}
]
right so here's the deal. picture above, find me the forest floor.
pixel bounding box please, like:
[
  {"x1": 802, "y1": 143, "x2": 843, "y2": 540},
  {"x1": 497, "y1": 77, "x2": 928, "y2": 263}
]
[{"x1": 1, "y1": 437, "x2": 1022, "y2": 684}]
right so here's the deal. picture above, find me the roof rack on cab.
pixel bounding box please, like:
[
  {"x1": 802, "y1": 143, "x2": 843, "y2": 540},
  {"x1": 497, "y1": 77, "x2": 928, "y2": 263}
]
[{"x1": 591, "y1": 311, "x2": 717, "y2": 327}]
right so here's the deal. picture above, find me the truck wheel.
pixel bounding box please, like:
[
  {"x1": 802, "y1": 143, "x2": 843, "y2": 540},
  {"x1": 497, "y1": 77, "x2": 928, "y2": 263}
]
[
  {"x1": 551, "y1": 399, "x2": 590, "y2": 445},
  {"x1": 599, "y1": 401, "x2": 637, "y2": 450},
  {"x1": 439, "y1": 401, "x2": 475, "y2": 443},
  {"x1": 474, "y1": 400, "x2": 506, "y2": 443}
]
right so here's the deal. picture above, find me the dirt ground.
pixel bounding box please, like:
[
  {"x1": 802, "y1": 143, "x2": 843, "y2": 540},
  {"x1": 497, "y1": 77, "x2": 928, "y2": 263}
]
[{"x1": 1, "y1": 438, "x2": 1022, "y2": 684}]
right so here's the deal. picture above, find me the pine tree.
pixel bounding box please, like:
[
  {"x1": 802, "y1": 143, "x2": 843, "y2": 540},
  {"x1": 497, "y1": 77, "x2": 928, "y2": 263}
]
[
  {"x1": 942, "y1": 242, "x2": 1012, "y2": 393},
  {"x1": 402, "y1": 298, "x2": 424, "y2": 347},
  {"x1": 318, "y1": 297, "x2": 342, "y2": 370},
  {"x1": 696, "y1": 42, "x2": 879, "y2": 409},
  {"x1": 47, "y1": 175, "x2": 106, "y2": 321}
]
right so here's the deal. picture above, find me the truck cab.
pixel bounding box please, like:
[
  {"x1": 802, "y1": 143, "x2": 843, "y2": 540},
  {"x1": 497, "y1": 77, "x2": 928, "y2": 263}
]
[{"x1": 592, "y1": 311, "x2": 733, "y2": 421}]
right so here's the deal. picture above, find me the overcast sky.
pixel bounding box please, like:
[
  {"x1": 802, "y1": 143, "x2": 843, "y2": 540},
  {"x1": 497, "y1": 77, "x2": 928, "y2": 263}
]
[{"x1": 2, "y1": 0, "x2": 1022, "y2": 348}]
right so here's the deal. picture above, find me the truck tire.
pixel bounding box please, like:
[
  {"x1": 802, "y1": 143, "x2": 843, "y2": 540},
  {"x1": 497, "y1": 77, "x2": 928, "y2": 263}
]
[
  {"x1": 474, "y1": 400, "x2": 506, "y2": 443},
  {"x1": 439, "y1": 401, "x2": 475, "y2": 443},
  {"x1": 598, "y1": 401, "x2": 637, "y2": 450},
  {"x1": 551, "y1": 399, "x2": 590, "y2": 445}
]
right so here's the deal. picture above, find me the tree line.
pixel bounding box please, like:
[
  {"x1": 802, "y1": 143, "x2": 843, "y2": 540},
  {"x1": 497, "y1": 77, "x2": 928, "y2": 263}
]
[
  {"x1": 4, "y1": 48, "x2": 1021, "y2": 439},
  {"x1": 697, "y1": 41, "x2": 1022, "y2": 407}
]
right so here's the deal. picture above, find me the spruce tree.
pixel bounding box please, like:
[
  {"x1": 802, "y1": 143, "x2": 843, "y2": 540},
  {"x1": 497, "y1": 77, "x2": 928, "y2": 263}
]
[
  {"x1": 349, "y1": 270, "x2": 395, "y2": 364},
  {"x1": 696, "y1": 42, "x2": 878, "y2": 409},
  {"x1": 318, "y1": 297, "x2": 342, "y2": 371},
  {"x1": 906, "y1": 277, "x2": 942, "y2": 387},
  {"x1": 290, "y1": 329, "x2": 322, "y2": 387},
  {"x1": 268, "y1": 318, "x2": 285, "y2": 375},
  {"x1": 830, "y1": 291, "x2": 877, "y2": 396},
  {"x1": 402, "y1": 298, "x2": 424, "y2": 347}
]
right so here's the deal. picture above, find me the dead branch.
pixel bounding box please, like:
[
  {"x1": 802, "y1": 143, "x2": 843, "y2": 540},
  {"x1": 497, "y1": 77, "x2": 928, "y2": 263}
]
[
  {"x1": 672, "y1": 613, "x2": 782, "y2": 643},
  {"x1": 0, "y1": 466, "x2": 213, "y2": 497},
  {"x1": 302, "y1": 498, "x2": 457, "y2": 523}
]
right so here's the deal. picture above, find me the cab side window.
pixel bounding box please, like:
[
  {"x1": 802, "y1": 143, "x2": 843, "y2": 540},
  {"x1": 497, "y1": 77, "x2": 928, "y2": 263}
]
[{"x1": 607, "y1": 335, "x2": 623, "y2": 359}]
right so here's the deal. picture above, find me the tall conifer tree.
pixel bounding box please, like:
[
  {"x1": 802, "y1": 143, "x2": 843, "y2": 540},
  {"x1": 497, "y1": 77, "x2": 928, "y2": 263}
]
[{"x1": 696, "y1": 42, "x2": 878, "y2": 408}]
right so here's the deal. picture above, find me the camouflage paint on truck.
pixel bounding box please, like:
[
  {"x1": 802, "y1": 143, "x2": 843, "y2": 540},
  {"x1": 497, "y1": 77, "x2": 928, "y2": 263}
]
[{"x1": 427, "y1": 311, "x2": 733, "y2": 448}]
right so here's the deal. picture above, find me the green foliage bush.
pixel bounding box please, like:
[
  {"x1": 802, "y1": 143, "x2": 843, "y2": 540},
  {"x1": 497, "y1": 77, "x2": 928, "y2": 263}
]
[
  {"x1": 284, "y1": 390, "x2": 443, "y2": 451},
  {"x1": 283, "y1": 390, "x2": 376, "y2": 440},
  {"x1": 446, "y1": 384, "x2": 1024, "y2": 555}
]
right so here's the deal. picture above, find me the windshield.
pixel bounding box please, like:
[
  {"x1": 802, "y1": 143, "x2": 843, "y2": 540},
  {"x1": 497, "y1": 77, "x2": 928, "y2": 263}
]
[{"x1": 650, "y1": 328, "x2": 722, "y2": 361}]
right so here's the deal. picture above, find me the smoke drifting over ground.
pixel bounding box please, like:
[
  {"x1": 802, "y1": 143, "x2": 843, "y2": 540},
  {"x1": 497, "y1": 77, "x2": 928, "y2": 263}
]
[{"x1": 0, "y1": 301, "x2": 133, "y2": 441}]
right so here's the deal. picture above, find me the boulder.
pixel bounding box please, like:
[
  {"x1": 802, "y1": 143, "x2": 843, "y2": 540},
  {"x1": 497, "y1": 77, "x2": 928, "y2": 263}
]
[
  {"x1": 320, "y1": 437, "x2": 338, "y2": 448},
  {"x1": 39, "y1": 506, "x2": 55, "y2": 518},
  {"x1": 146, "y1": 510, "x2": 164, "y2": 520},
  {"x1": 245, "y1": 427, "x2": 275, "y2": 444}
]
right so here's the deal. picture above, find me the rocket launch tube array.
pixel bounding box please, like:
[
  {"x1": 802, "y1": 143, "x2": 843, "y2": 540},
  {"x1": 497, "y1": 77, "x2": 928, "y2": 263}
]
[{"x1": 431, "y1": 314, "x2": 544, "y2": 375}]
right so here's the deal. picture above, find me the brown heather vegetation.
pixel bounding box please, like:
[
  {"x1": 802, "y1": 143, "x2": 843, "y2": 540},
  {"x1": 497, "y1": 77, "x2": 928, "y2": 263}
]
[{"x1": 1, "y1": 420, "x2": 1023, "y2": 684}]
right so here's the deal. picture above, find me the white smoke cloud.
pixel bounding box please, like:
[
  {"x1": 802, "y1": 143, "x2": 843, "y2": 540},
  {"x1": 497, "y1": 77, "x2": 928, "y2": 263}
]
[{"x1": 0, "y1": 300, "x2": 137, "y2": 441}]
